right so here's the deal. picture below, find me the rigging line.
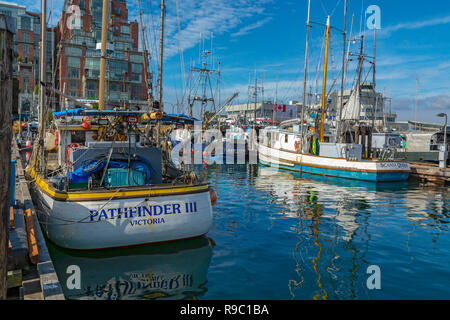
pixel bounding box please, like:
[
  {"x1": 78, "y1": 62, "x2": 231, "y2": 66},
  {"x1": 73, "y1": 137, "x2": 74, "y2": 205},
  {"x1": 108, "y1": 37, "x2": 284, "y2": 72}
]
[
  {"x1": 329, "y1": 0, "x2": 343, "y2": 18},
  {"x1": 315, "y1": 28, "x2": 327, "y2": 99},
  {"x1": 148, "y1": 0, "x2": 159, "y2": 93},
  {"x1": 318, "y1": 0, "x2": 328, "y2": 16},
  {"x1": 176, "y1": 0, "x2": 186, "y2": 108}
]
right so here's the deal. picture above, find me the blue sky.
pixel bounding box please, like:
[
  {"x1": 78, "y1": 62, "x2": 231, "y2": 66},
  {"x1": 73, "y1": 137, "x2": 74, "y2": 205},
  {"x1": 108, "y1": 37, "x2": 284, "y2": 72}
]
[{"x1": 18, "y1": 0, "x2": 450, "y2": 122}]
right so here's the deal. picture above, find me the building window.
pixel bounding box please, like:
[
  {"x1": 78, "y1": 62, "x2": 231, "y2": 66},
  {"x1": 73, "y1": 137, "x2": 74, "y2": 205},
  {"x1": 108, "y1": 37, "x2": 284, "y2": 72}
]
[
  {"x1": 131, "y1": 63, "x2": 141, "y2": 73},
  {"x1": 131, "y1": 73, "x2": 141, "y2": 82},
  {"x1": 69, "y1": 80, "x2": 77, "y2": 89},
  {"x1": 130, "y1": 54, "x2": 143, "y2": 63},
  {"x1": 114, "y1": 6, "x2": 121, "y2": 15},
  {"x1": 23, "y1": 78, "x2": 29, "y2": 91},
  {"x1": 21, "y1": 32, "x2": 30, "y2": 43},
  {"x1": 68, "y1": 57, "x2": 81, "y2": 68},
  {"x1": 65, "y1": 46, "x2": 83, "y2": 56},
  {"x1": 131, "y1": 85, "x2": 140, "y2": 100},
  {"x1": 121, "y1": 25, "x2": 130, "y2": 34},
  {"x1": 85, "y1": 57, "x2": 100, "y2": 70},
  {"x1": 68, "y1": 67, "x2": 80, "y2": 79},
  {"x1": 20, "y1": 16, "x2": 32, "y2": 31}
]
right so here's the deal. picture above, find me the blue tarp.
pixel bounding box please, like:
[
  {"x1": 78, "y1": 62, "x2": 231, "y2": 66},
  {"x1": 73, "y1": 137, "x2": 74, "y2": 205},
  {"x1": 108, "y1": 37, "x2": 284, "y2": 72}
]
[
  {"x1": 160, "y1": 113, "x2": 200, "y2": 125},
  {"x1": 69, "y1": 159, "x2": 151, "y2": 184},
  {"x1": 53, "y1": 108, "x2": 89, "y2": 117}
]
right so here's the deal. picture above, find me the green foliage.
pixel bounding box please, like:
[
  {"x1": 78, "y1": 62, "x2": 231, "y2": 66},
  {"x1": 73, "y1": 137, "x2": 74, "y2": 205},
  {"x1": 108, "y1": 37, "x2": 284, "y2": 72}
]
[{"x1": 47, "y1": 109, "x2": 53, "y2": 124}]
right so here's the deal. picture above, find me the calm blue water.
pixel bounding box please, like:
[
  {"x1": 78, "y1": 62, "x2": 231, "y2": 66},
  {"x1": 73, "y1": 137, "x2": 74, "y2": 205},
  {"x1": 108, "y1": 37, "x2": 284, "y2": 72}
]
[{"x1": 48, "y1": 164, "x2": 450, "y2": 300}]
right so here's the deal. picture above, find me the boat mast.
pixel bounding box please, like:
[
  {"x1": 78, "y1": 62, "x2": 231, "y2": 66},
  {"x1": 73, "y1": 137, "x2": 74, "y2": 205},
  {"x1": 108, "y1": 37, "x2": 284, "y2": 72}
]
[
  {"x1": 355, "y1": 35, "x2": 364, "y2": 126},
  {"x1": 156, "y1": 0, "x2": 165, "y2": 145},
  {"x1": 137, "y1": 0, "x2": 152, "y2": 111},
  {"x1": 337, "y1": 0, "x2": 348, "y2": 143},
  {"x1": 33, "y1": 0, "x2": 47, "y2": 171},
  {"x1": 98, "y1": 0, "x2": 109, "y2": 110},
  {"x1": 300, "y1": 0, "x2": 311, "y2": 150},
  {"x1": 158, "y1": 0, "x2": 165, "y2": 112},
  {"x1": 371, "y1": 27, "x2": 376, "y2": 132},
  {"x1": 319, "y1": 16, "x2": 330, "y2": 143}
]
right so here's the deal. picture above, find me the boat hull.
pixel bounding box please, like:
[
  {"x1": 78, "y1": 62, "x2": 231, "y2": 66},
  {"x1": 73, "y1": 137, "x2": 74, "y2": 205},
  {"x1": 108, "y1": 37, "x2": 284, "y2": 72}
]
[
  {"x1": 258, "y1": 144, "x2": 410, "y2": 182},
  {"x1": 32, "y1": 184, "x2": 213, "y2": 250}
]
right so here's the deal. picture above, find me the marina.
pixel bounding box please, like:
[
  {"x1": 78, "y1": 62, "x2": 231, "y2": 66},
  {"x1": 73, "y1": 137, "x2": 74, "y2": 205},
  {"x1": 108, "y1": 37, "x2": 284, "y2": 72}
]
[{"x1": 0, "y1": 0, "x2": 449, "y2": 303}]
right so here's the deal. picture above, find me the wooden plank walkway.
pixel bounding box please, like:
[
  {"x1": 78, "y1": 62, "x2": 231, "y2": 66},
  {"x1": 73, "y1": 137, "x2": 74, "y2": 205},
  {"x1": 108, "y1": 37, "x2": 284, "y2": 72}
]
[
  {"x1": 409, "y1": 162, "x2": 450, "y2": 184},
  {"x1": 10, "y1": 142, "x2": 65, "y2": 299}
]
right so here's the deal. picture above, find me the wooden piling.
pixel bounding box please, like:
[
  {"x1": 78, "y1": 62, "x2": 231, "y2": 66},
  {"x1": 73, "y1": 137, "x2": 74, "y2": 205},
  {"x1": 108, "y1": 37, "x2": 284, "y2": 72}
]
[
  {"x1": 0, "y1": 14, "x2": 13, "y2": 299},
  {"x1": 24, "y1": 209, "x2": 40, "y2": 265}
]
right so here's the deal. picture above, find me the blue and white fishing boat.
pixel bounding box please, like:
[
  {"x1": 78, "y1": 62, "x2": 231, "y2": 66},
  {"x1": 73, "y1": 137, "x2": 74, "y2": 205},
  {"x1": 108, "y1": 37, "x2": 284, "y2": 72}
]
[
  {"x1": 258, "y1": 123, "x2": 410, "y2": 181},
  {"x1": 258, "y1": 15, "x2": 410, "y2": 182}
]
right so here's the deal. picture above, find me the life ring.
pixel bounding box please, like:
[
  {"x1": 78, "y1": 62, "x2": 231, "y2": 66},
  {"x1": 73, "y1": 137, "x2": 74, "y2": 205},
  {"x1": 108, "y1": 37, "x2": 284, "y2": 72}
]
[{"x1": 294, "y1": 141, "x2": 301, "y2": 152}]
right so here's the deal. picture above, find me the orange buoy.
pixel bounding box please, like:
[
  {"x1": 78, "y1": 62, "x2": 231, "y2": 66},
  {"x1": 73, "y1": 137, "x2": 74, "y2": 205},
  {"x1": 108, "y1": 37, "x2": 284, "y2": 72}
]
[{"x1": 209, "y1": 188, "x2": 218, "y2": 206}]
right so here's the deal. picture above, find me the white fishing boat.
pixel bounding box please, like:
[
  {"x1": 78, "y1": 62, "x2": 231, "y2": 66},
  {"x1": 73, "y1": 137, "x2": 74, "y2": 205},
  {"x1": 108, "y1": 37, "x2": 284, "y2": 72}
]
[
  {"x1": 26, "y1": 0, "x2": 216, "y2": 250},
  {"x1": 258, "y1": 124, "x2": 410, "y2": 181},
  {"x1": 28, "y1": 109, "x2": 216, "y2": 250},
  {"x1": 258, "y1": 15, "x2": 410, "y2": 182}
]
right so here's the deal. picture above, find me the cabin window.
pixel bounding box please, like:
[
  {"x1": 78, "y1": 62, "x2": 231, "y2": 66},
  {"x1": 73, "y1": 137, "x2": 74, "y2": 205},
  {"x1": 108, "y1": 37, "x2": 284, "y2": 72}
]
[
  {"x1": 285, "y1": 134, "x2": 288, "y2": 143},
  {"x1": 71, "y1": 131, "x2": 86, "y2": 144}
]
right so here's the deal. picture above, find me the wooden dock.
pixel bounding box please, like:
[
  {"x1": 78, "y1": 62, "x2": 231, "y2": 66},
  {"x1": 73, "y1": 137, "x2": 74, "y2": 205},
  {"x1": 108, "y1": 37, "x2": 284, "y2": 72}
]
[
  {"x1": 1, "y1": 13, "x2": 13, "y2": 299},
  {"x1": 409, "y1": 162, "x2": 450, "y2": 184},
  {"x1": 6, "y1": 142, "x2": 65, "y2": 299}
]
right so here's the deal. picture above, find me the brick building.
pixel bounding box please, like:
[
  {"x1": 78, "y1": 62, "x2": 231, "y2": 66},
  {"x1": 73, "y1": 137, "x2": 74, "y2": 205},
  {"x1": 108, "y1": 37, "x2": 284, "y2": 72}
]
[
  {"x1": 0, "y1": 1, "x2": 56, "y2": 118},
  {"x1": 0, "y1": 1, "x2": 39, "y2": 92},
  {"x1": 55, "y1": 0, "x2": 148, "y2": 109}
]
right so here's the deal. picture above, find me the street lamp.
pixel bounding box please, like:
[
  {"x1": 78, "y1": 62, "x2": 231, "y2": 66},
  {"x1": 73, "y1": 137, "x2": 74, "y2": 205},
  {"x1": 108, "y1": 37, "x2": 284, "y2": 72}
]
[{"x1": 437, "y1": 113, "x2": 447, "y2": 168}]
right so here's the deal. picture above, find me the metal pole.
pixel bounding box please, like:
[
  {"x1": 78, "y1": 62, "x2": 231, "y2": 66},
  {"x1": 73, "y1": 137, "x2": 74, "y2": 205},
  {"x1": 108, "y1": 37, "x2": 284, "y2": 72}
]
[
  {"x1": 98, "y1": 0, "x2": 109, "y2": 110},
  {"x1": 156, "y1": 0, "x2": 165, "y2": 146},
  {"x1": 300, "y1": 0, "x2": 311, "y2": 149},
  {"x1": 337, "y1": 0, "x2": 347, "y2": 143},
  {"x1": 440, "y1": 114, "x2": 448, "y2": 169},
  {"x1": 372, "y1": 27, "x2": 376, "y2": 133},
  {"x1": 415, "y1": 78, "x2": 418, "y2": 131},
  {"x1": 158, "y1": 0, "x2": 165, "y2": 111},
  {"x1": 445, "y1": 114, "x2": 448, "y2": 167},
  {"x1": 33, "y1": 0, "x2": 47, "y2": 171},
  {"x1": 319, "y1": 16, "x2": 330, "y2": 143}
]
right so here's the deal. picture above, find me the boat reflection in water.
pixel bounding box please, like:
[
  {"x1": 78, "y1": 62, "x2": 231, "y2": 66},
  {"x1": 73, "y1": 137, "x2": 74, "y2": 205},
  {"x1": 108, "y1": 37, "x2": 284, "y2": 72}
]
[
  {"x1": 254, "y1": 165, "x2": 411, "y2": 299},
  {"x1": 47, "y1": 236, "x2": 213, "y2": 300}
]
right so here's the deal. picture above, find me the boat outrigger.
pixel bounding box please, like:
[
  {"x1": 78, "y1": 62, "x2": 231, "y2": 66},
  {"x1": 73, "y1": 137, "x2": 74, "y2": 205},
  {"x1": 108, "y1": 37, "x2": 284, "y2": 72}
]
[{"x1": 25, "y1": 0, "x2": 216, "y2": 250}]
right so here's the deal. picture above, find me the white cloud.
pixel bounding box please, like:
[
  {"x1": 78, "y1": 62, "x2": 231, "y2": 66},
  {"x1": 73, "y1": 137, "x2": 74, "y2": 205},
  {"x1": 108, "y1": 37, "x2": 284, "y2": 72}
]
[
  {"x1": 230, "y1": 17, "x2": 273, "y2": 37},
  {"x1": 138, "y1": 0, "x2": 274, "y2": 59}
]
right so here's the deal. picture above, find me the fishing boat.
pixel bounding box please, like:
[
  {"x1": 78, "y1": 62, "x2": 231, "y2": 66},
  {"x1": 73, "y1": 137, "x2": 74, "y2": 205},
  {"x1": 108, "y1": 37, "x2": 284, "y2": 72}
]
[
  {"x1": 258, "y1": 15, "x2": 410, "y2": 182},
  {"x1": 26, "y1": 0, "x2": 216, "y2": 250}
]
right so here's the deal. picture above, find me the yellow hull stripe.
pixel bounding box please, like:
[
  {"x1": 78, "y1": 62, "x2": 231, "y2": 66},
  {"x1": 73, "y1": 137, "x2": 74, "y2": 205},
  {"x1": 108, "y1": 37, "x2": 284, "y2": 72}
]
[{"x1": 29, "y1": 168, "x2": 209, "y2": 201}]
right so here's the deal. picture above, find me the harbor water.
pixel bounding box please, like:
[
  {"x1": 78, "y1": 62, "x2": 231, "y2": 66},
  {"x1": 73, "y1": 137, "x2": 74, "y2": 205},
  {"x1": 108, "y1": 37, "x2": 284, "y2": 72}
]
[{"x1": 47, "y1": 164, "x2": 450, "y2": 300}]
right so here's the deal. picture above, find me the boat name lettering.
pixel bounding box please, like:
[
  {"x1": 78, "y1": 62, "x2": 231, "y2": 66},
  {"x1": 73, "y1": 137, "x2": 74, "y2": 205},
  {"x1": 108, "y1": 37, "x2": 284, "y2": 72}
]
[
  {"x1": 379, "y1": 162, "x2": 409, "y2": 169},
  {"x1": 89, "y1": 202, "x2": 198, "y2": 222}
]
